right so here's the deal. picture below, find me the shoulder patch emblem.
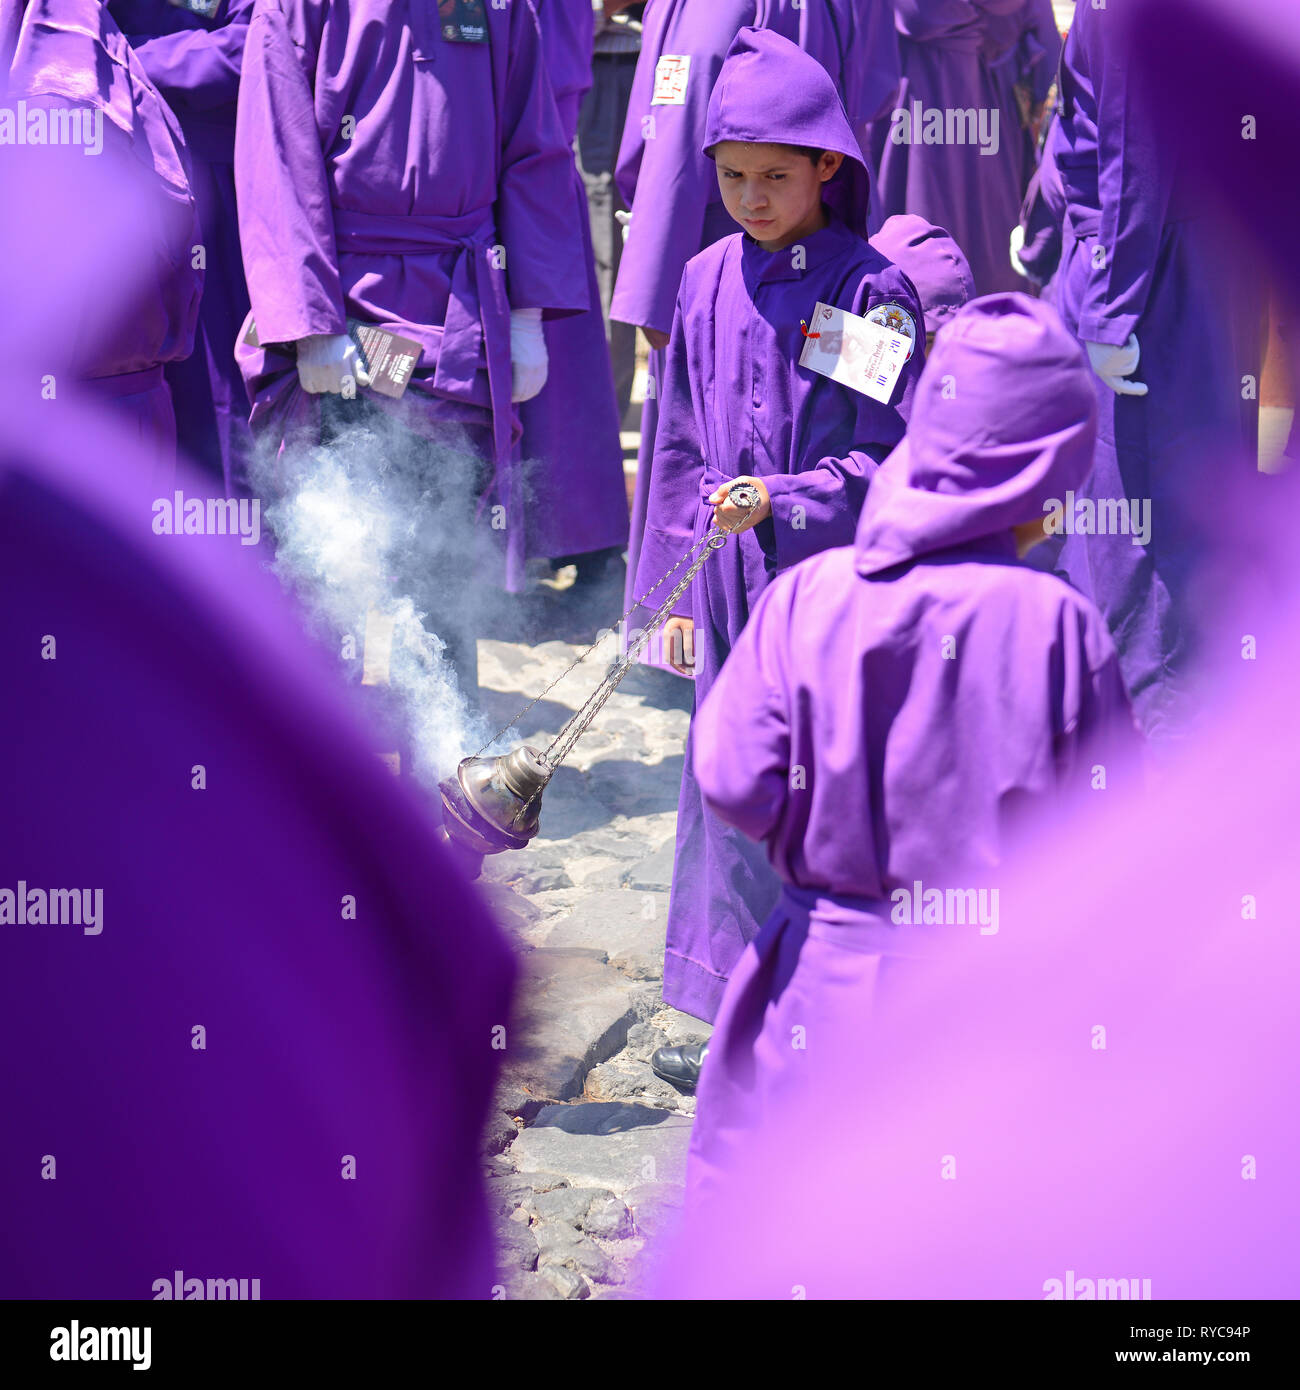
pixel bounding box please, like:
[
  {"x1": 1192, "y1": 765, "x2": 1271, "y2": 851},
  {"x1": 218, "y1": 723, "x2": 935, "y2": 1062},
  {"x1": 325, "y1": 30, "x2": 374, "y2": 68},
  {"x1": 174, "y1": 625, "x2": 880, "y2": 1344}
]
[{"x1": 865, "y1": 302, "x2": 917, "y2": 361}]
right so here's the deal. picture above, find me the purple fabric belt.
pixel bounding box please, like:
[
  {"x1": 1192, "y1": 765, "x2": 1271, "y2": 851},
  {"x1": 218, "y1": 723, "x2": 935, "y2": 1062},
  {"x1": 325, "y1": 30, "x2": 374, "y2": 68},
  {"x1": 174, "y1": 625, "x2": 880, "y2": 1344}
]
[
  {"x1": 82, "y1": 364, "x2": 166, "y2": 399},
  {"x1": 780, "y1": 884, "x2": 959, "y2": 960},
  {"x1": 331, "y1": 207, "x2": 522, "y2": 588}
]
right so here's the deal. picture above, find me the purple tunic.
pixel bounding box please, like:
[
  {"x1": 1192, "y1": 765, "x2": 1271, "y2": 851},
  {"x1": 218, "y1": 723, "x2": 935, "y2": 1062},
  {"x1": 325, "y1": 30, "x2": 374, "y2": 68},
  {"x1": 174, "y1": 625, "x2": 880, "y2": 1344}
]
[
  {"x1": 519, "y1": 0, "x2": 629, "y2": 562},
  {"x1": 1047, "y1": 0, "x2": 1265, "y2": 739},
  {"x1": 4, "y1": 0, "x2": 202, "y2": 475},
  {"x1": 614, "y1": 0, "x2": 902, "y2": 645},
  {"x1": 0, "y1": 152, "x2": 515, "y2": 1298},
  {"x1": 633, "y1": 29, "x2": 925, "y2": 1022},
  {"x1": 869, "y1": 213, "x2": 974, "y2": 329},
  {"x1": 108, "y1": 0, "x2": 256, "y2": 497},
  {"x1": 1014, "y1": 108, "x2": 1066, "y2": 297},
  {"x1": 234, "y1": 0, "x2": 589, "y2": 592},
  {"x1": 981, "y1": 0, "x2": 1059, "y2": 214},
  {"x1": 870, "y1": 0, "x2": 1034, "y2": 296},
  {"x1": 685, "y1": 293, "x2": 1137, "y2": 1197}
]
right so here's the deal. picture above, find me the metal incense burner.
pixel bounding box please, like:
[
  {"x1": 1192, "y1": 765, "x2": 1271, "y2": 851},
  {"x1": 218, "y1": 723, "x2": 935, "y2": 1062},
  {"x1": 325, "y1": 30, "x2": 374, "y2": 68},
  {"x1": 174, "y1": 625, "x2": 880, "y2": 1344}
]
[{"x1": 438, "y1": 481, "x2": 763, "y2": 856}]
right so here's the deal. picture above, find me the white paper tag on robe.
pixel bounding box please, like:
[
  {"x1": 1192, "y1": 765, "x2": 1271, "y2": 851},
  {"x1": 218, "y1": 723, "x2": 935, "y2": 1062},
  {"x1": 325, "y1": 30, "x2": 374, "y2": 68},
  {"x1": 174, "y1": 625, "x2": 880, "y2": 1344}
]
[
  {"x1": 652, "y1": 55, "x2": 691, "y2": 105},
  {"x1": 165, "y1": 0, "x2": 222, "y2": 17},
  {"x1": 798, "y1": 301, "x2": 912, "y2": 405}
]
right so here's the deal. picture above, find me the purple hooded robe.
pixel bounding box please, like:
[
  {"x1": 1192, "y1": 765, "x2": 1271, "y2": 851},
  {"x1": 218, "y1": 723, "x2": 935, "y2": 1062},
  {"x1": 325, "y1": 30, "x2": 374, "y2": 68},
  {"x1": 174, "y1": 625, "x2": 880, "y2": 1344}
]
[
  {"x1": 519, "y1": 0, "x2": 629, "y2": 563},
  {"x1": 685, "y1": 293, "x2": 1137, "y2": 1194},
  {"x1": 614, "y1": 0, "x2": 903, "y2": 648},
  {"x1": 0, "y1": 150, "x2": 515, "y2": 1299},
  {"x1": 1047, "y1": 0, "x2": 1265, "y2": 740},
  {"x1": 3, "y1": 0, "x2": 202, "y2": 474},
  {"x1": 870, "y1": 0, "x2": 1034, "y2": 297},
  {"x1": 107, "y1": 0, "x2": 255, "y2": 497},
  {"x1": 870, "y1": 212, "x2": 975, "y2": 332},
  {"x1": 632, "y1": 28, "x2": 925, "y2": 1023},
  {"x1": 233, "y1": 0, "x2": 589, "y2": 593}
]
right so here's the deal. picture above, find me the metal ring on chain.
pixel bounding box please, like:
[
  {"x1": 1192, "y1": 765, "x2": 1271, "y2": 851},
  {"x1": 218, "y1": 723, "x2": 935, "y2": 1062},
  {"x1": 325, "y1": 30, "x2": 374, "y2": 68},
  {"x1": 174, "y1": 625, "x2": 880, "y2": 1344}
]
[{"x1": 474, "y1": 479, "x2": 766, "y2": 766}]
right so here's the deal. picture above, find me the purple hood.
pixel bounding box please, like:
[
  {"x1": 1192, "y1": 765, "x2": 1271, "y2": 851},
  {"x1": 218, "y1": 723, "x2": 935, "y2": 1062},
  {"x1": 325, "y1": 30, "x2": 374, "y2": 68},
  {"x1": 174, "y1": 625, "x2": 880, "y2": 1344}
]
[
  {"x1": 703, "y1": 25, "x2": 872, "y2": 237},
  {"x1": 855, "y1": 292, "x2": 1097, "y2": 576},
  {"x1": 870, "y1": 213, "x2": 975, "y2": 327}
]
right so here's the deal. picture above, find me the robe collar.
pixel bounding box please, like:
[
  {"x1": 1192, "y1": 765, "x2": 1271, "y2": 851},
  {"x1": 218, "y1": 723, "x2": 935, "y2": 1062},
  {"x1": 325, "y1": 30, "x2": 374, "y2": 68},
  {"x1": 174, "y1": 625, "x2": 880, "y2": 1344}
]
[{"x1": 740, "y1": 212, "x2": 859, "y2": 290}]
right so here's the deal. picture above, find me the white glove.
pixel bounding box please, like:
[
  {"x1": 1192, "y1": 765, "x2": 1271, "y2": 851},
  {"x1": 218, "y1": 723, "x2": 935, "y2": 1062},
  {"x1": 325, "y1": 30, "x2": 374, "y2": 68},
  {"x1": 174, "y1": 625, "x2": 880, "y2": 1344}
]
[
  {"x1": 296, "y1": 332, "x2": 371, "y2": 395},
  {"x1": 1009, "y1": 223, "x2": 1033, "y2": 282},
  {"x1": 615, "y1": 208, "x2": 633, "y2": 245},
  {"x1": 1085, "y1": 334, "x2": 1148, "y2": 396},
  {"x1": 510, "y1": 307, "x2": 549, "y2": 403}
]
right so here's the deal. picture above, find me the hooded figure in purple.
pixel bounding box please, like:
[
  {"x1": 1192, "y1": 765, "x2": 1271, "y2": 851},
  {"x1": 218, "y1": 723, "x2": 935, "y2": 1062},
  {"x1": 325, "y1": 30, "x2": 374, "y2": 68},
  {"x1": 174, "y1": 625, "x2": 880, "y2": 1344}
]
[
  {"x1": 870, "y1": 1, "x2": 1037, "y2": 297},
  {"x1": 632, "y1": 27, "x2": 925, "y2": 1036},
  {"x1": 1046, "y1": 0, "x2": 1265, "y2": 740},
  {"x1": 233, "y1": 0, "x2": 589, "y2": 597},
  {"x1": 684, "y1": 293, "x2": 1137, "y2": 1192},
  {"x1": 107, "y1": 0, "x2": 255, "y2": 497},
  {"x1": 519, "y1": 0, "x2": 629, "y2": 570},
  {"x1": 870, "y1": 212, "x2": 975, "y2": 346},
  {"x1": 613, "y1": 0, "x2": 903, "y2": 656},
  {"x1": 3, "y1": 0, "x2": 202, "y2": 478},
  {"x1": 0, "y1": 150, "x2": 515, "y2": 1299}
]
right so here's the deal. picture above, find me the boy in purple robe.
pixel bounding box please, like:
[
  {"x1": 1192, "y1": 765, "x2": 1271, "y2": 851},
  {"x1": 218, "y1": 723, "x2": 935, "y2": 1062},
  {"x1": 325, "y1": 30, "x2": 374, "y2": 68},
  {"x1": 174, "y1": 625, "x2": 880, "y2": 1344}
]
[
  {"x1": 108, "y1": 0, "x2": 256, "y2": 497},
  {"x1": 234, "y1": 0, "x2": 590, "y2": 692},
  {"x1": 521, "y1": 0, "x2": 630, "y2": 579},
  {"x1": 684, "y1": 293, "x2": 1137, "y2": 1188},
  {"x1": 633, "y1": 27, "x2": 925, "y2": 1084},
  {"x1": 3, "y1": 0, "x2": 202, "y2": 479},
  {"x1": 871, "y1": 1, "x2": 1035, "y2": 297},
  {"x1": 1048, "y1": 0, "x2": 1265, "y2": 740},
  {"x1": 614, "y1": 0, "x2": 903, "y2": 660}
]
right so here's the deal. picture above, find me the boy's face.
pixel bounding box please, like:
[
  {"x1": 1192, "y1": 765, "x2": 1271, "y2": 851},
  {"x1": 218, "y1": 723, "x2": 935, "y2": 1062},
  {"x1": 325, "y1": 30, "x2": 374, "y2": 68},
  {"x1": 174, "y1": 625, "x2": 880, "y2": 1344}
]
[{"x1": 713, "y1": 141, "x2": 844, "y2": 251}]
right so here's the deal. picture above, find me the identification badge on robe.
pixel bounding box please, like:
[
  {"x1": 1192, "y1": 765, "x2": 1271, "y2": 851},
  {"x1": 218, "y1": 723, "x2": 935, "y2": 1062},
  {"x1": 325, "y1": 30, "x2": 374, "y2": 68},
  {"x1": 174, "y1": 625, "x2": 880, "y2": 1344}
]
[
  {"x1": 799, "y1": 301, "x2": 915, "y2": 405},
  {"x1": 346, "y1": 320, "x2": 423, "y2": 398},
  {"x1": 651, "y1": 55, "x2": 691, "y2": 105},
  {"x1": 165, "y1": 0, "x2": 222, "y2": 17},
  {"x1": 439, "y1": 0, "x2": 488, "y2": 45},
  {"x1": 240, "y1": 319, "x2": 423, "y2": 398}
]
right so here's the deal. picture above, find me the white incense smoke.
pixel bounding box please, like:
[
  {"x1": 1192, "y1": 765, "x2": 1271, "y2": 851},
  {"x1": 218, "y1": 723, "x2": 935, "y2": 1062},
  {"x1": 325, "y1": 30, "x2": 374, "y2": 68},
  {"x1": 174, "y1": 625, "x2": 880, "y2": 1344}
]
[{"x1": 250, "y1": 403, "x2": 497, "y2": 787}]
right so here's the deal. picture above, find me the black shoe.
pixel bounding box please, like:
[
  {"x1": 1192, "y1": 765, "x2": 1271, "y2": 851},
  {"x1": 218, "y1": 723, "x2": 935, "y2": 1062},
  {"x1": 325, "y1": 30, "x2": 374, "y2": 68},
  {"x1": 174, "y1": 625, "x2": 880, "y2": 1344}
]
[{"x1": 650, "y1": 1041, "x2": 709, "y2": 1090}]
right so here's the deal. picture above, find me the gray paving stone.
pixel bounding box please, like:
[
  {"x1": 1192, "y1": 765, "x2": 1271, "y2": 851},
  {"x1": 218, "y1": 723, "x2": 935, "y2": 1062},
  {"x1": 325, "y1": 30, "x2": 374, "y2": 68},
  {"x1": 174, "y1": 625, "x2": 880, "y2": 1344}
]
[
  {"x1": 510, "y1": 1102, "x2": 693, "y2": 1196},
  {"x1": 538, "y1": 1263, "x2": 590, "y2": 1300},
  {"x1": 534, "y1": 1221, "x2": 615, "y2": 1284},
  {"x1": 545, "y1": 890, "x2": 667, "y2": 982},
  {"x1": 622, "y1": 841, "x2": 676, "y2": 893},
  {"x1": 623, "y1": 1181, "x2": 686, "y2": 1241},
  {"x1": 497, "y1": 949, "x2": 638, "y2": 1103},
  {"x1": 495, "y1": 1221, "x2": 540, "y2": 1273}
]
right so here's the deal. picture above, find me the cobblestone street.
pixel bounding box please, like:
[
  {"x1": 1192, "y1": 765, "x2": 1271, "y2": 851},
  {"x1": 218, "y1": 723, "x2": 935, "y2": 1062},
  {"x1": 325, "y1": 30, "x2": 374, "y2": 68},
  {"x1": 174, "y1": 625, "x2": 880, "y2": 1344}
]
[{"x1": 469, "y1": 568, "x2": 707, "y2": 1299}]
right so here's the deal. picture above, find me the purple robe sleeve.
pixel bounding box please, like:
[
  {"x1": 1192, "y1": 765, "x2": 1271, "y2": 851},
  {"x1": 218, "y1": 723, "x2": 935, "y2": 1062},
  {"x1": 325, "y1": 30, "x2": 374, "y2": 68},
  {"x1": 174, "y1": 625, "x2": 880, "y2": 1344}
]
[
  {"x1": 761, "y1": 266, "x2": 925, "y2": 569},
  {"x1": 692, "y1": 573, "x2": 794, "y2": 843},
  {"x1": 234, "y1": 0, "x2": 344, "y2": 343},
  {"x1": 127, "y1": 0, "x2": 253, "y2": 112},
  {"x1": 496, "y1": 0, "x2": 592, "y2": 315},
  {"x1": 610, "y1": 1, "x2": 753, "y2": 335},
  {"x1": 631, "y1": 284, "x2": 699, "y2": 618},
  {"x1": 532, "y1": 0, "x2": 594, "y2": 144},
  {"x1": 1067, "y1": 11, "x2": 1174, "y2": 346}
]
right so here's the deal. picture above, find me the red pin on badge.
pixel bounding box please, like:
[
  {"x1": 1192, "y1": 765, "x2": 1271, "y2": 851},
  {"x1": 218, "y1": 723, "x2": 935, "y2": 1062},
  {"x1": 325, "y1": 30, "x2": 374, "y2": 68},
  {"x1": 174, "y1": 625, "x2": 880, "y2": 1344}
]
[{"x1": 799, "y1": 319, "x2": 820, "y2": 339}]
